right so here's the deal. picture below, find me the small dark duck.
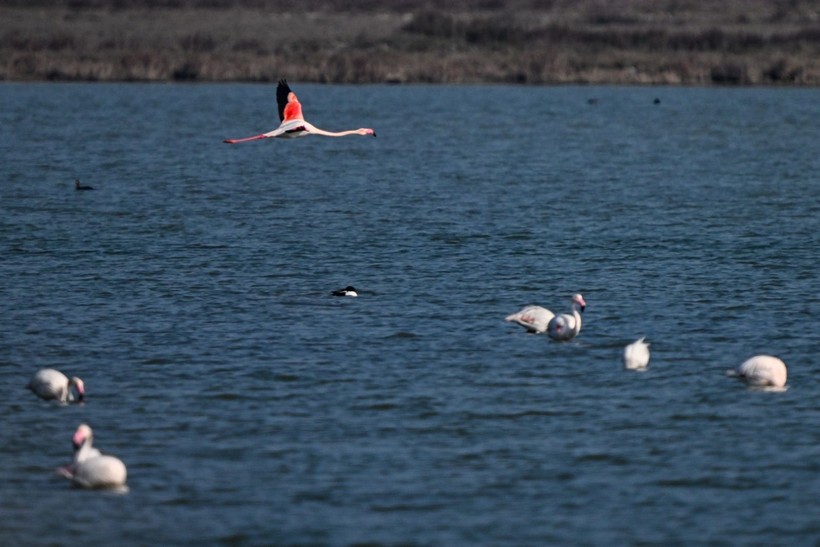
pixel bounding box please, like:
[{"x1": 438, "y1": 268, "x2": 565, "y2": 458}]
[{"x1": 332, "y1": 286, "x2": 358, "y2": 297}]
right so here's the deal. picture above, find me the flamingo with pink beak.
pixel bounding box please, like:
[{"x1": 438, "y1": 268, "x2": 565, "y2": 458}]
[
  {"x1": 57, "y1": 424, "x2": 127, "y2": 489},
  {"x1": 27, "y1": 368, "x2": 85, "y2": 404},
  {"x1": 224, "y1": 79, "x2": 376, "y2": 143},
  {"x1": 547, "y1": 293, "x2": 587, "y2": 341}
]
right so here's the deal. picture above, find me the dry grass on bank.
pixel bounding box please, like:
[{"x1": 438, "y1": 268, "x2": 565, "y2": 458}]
[{"x1": 1, "y1": 0, "x2": 819, "y2": 84}]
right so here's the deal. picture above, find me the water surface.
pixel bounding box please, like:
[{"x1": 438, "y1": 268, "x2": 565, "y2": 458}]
[{"x1": 1, "y1": 83, "x2": 818, "y2": 545}]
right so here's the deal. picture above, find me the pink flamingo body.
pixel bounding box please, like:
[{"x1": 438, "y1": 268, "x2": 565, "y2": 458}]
[
  {"x1": 224, "y1": 79, "x2": 376, "y2": 143},
  {"x1": 27, "y1": 368, "x2": 85, "y2": 404},
  {"x1": 505, "y1": 305, "x2": 555, "y2": 333},
  {"x1": 727, "y1": 355, "x2": 788, "y2": 388},
  {"x1": 58, "y1": 424, "x2": 127, "y2": 489},
  {"x1": 623, "y1": 337, "x2": 650, "y2": 370},
  {"x1": 547, "y1": 293, "x2": 587, "y2": 341}
]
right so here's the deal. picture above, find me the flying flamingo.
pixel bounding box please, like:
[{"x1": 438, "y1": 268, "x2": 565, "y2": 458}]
[{"x1": 224, "y1": 79, "x2": 376, "y2": 143}]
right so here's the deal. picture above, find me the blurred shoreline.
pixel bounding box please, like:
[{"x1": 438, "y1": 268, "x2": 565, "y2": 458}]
[{"x1": 2, "y1": 0, "x2": 819, "y2": 85}]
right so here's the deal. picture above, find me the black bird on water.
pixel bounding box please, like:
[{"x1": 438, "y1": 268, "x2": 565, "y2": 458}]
[
  {"x1": 332, "y1": 286, "x2": 358, "y2": 297},
  {"x1": 75, "y1": 179, "x2": 93, "y2": 190}
]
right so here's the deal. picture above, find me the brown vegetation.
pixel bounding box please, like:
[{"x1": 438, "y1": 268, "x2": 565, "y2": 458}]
[{"x1": 1, "y1": 0, "x2": 819, "y2": 84}]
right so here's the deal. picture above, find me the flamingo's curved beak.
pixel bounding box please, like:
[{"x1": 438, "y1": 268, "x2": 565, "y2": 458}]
[
  {"x1": 73, "y1": 378, "x2": 85, "y2": 403},
  {"x1": 72, "y1": 434, "x2": 84, "y2": 451},
  {"x1": 72, "y1": 424, "x2": 90, "y2": 450},
  {"x1": 576, "y1": 295, "x2": 587, "y2": 312}
]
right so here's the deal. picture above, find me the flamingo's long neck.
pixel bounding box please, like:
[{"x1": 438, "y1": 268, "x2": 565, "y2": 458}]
[
  {"x1": 310, "y1": 128, "x2": 364, "y2": 137},
  {"x1": 571, "y1": 304, "x2": 583, "y2": 334},
  {"x1": 67, "y1": 380, "x2": 79, "y2": 403},
  {"x1": 302, "y1": 122, "x2": 373, "y2": 137},
  {"x1": 74, "y1": 438, "x2": 95, "y2": 463},
  {"x1": 59, "y1": 382, "x2": 70, "y2": 403}
]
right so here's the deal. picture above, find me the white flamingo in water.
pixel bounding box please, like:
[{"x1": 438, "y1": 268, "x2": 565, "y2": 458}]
[
  {"x1": 58, "y1": 424, "x2": 127, "y2": 489},
  {"x1": 547, "y1": 293, "x2": 587, "y2": 341},
  {"x1": 505, "y1": 305, "x2": 556, "y2": 334},
  {"x1": 726, "y1": 355, "x2": 788, "y2": 389},
  {"x1": 224, "y1": 79, "x2": 376, "y2": 143},
  {"x1": 623, "y1": 337, "x2": 650, "y2": 370},
  {"x1": 506, "y1": 293, "x2": 586, "y2": 338},
  {"x1": 27, "y1": 368, "x2": 85, "y2": 404}
]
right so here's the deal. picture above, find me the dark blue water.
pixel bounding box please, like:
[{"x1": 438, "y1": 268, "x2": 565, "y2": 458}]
[{"x1": 1, "y1": 83, "x2": 819, "y2": 545}]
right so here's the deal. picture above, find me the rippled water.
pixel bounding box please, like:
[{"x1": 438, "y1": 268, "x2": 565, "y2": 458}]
[{"x1": 1, "y1": 83, "x2": 819, "y2": 545}]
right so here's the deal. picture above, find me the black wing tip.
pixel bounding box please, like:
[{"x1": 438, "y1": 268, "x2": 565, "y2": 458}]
[{"x1": 276, "y1": 79, "x2": 292, "y2": 122}]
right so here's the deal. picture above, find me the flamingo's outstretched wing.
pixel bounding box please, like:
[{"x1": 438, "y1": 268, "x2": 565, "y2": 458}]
[
  {"x1": 224, "y1": 119, "x2": 307, "y2": 144},
  {"x1": 225, "y1": 80, "x2": 373, "y2": 143},
  {"x1": 223, "y1": 133, "x2": 270, "y2": 144},
  {"x1": 276, "y1": 79, "x2": 291, "y2": 122}
]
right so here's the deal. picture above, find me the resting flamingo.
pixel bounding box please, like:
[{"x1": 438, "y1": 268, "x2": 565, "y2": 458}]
[
  {"x1": 224, "y1": 79, "x2": 376, "y2": 143},
  {"x1": 726, "y1": 355, "x2": 787, "y2": 389},
  {"x1": 623, "y1": 337, "x2": 650, "y2": 370},
  {"x1": 57, "y1": 424, "x2": 127, "y2": 489}
]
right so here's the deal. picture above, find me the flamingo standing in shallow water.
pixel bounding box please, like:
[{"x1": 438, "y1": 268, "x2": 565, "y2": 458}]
[
  {"x1": 27, "y1": 368, "x2": 85, "y2": 404},
  {"x1": 58, "y1": 424, "x2": 127, "y2": 489},
  {"x1": 505, "y1": 305, "x2": 555, "y2": 334},
  {"x1": 547, "y1": 293, "x2": 587, "y2": 341},
  {"x1": 224, "y1": 80, "x2": 376, "y2": 143}
]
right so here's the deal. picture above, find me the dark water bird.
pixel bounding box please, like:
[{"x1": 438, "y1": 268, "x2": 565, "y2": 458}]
[
  {"x1": 332, "y1": 286, "x2": 358, "y2": 297},
  {"x1": 75, "y1": 179, "x2": 93, "y2": 190},
  {"x1": 224, "y1": 79, "x2": 376, "y2": 143}
]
